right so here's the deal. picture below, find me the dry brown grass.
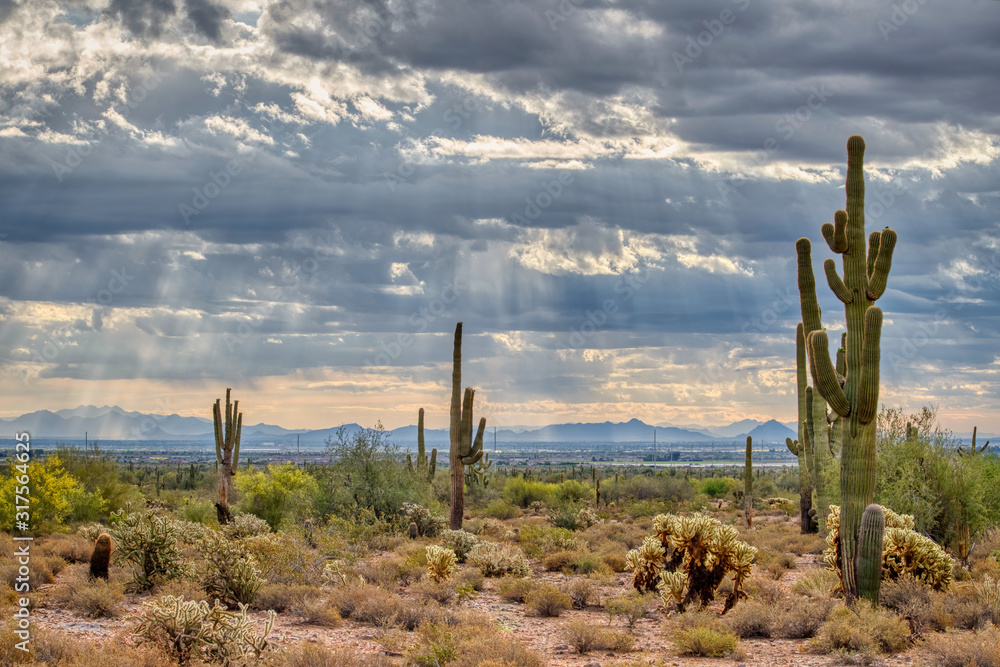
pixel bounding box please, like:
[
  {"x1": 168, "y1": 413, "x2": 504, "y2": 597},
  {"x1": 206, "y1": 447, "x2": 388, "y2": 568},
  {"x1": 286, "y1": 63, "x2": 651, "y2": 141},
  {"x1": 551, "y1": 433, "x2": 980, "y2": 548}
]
[{"x1": 920, "y1": 626, "x2": 1000, "y2": 667}]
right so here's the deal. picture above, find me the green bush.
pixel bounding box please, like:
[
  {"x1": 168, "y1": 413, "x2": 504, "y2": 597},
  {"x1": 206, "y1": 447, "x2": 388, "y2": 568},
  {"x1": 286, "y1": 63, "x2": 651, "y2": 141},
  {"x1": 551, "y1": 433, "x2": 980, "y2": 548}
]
[
  {"x1": 524, "y1": 584, "x2": 571, "y2": 617},
  {"x1": 235, "y1": 462, "x2": 318, "y2": 531},
  {"x1": 672, "y1": 624, "x2": 741, "y2": 658},
  {"x1": 501, "y1": 478, "x2": 555, "y2": 508},
  {"x1": 321, "y1": 424, "x2": 424, "y2": 521}
]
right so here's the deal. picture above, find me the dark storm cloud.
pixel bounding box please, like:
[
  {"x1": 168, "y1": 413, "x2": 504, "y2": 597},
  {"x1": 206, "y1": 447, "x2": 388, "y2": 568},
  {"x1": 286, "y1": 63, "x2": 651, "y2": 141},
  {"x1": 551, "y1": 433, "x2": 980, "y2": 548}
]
[
  {"x1": 184, "y1": 0, "x2": 231, "y2": 41},
  {"x1": 106, "y1": 0, "x2": 178, "y2": 38}
]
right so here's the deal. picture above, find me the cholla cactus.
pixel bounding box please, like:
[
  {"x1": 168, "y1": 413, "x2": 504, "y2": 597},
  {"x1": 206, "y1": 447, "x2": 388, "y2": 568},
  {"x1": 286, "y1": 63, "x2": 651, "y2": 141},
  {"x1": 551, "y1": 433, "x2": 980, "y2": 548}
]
[
  {"x1": 441, "y1": 529, "x2": 478, "y2": 563},
  {"x1": 110, "y1": 506, "x2": 186, "y2": 592},
  {"x1": 135, "y1": 595, "x2": 274, "y2": 665},
  {"x1": 658, "y1": 570, "x2": 687, "y2": 608},
  {"x1": 824, "y1": 504, "x2": 953, "y2": 592},
  {"x1": 625, "y1": 536, "x2": 665, "y2": 593},
  {"x1": 425, "y1": 545, "x2": 459, "y2": 582},
  {"x1": 467, "y1": 541, "x2": 530, "y2": 578},
  {"x1": 199, "y1": 530, "x2": 265, "y2": 608},
  {"x1": 626, "y1": 513, "x2": 757, "y2": 613}
]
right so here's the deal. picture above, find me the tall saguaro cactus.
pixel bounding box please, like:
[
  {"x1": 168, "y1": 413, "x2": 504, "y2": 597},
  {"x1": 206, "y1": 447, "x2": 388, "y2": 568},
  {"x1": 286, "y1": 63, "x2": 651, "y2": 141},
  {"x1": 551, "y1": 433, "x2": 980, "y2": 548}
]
[
  {"x1": 800, "y1": 136, "x2": 896, "y2": 602},
  {"x1": 449, "y1": 322, "x2": 485, "y2": 530},
  {"x1": 213, "y1": 388, "x2": 243, "y2": 525},
  {"x1": 785, "y1": 322, "x2": 814, "y2": 533}
]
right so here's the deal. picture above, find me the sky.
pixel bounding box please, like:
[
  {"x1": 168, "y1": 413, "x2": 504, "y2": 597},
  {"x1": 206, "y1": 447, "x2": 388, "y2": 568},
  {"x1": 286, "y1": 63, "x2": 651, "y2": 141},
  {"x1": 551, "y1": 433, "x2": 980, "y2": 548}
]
[{"x1": 0, "y1": 0, "x2": 998, "y2": 435}]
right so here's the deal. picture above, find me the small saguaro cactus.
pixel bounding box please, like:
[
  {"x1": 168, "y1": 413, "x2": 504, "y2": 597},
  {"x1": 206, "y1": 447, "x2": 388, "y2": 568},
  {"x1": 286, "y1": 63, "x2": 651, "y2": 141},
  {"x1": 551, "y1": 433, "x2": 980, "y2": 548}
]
[
  {"x1": 744, "y1": 436, "x2": 753, "y2": 529},
  {"x1": 213, "y1": 388, "x2": 243, "y2": 526},
  {"x1": 958, "y1": 426, "x2": 990, "y2": 456},
  {"x1": 89, "y1": 533, "x2": 113, "y2": 580},
  {"x1": 409, "y1": 408, "x2": 438, "y2": 480},
  {"x1": 449, "y1": 322, "x2": 486, "y2": 530},
  {"x1": 858, "y1": 504, "x2": 885, "y2": 606},
  {"x1": 800, "y1": 136, "x2": 897, "y2": 602}
]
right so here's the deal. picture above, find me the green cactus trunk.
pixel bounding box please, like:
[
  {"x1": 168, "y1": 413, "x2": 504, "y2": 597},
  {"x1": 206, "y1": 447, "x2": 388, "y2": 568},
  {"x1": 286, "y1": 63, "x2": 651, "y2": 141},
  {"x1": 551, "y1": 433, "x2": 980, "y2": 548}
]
[
  {"x1": 858, "y1": 503, "x2": 885, "y2": 606},
  {"x1": 449, "y1": 322, "x2": 485, "y2": 530},
  {"x1": 415, "y1": 407, "x2": 438, "y2": 480},
  {"x1": 744, "y1": 436, "x2": 753, "y2": 529},
  {"x1": 785, "y1": 322, "x2": 814, "y2": 533},
  {"x1": 802, "y1": 136, "x2": 895, "y2": 602},
  {"x1": 213, "y1": 387, "x2": 243, "y2": 526}
]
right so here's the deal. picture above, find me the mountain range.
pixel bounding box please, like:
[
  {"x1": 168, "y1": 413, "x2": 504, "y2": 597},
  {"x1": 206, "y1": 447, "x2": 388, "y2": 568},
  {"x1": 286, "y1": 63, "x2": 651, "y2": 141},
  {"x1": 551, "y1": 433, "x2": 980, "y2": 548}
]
[{"x1": 2, "y1": 405, "x2": 802, "y2": 446}]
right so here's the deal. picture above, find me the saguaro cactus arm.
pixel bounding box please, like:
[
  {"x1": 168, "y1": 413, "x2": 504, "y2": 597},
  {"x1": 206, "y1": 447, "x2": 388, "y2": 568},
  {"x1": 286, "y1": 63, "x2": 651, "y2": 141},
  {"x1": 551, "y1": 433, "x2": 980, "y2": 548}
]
[
  {"x1": 858, "y1": 504, "x2": 885, "y2": 606},
  {"x1": 866, "y1": 229, "x2": 896, "y2": 300},
  {"x1": 807, "y1": 331, "x2": 850, "y2": 418}
]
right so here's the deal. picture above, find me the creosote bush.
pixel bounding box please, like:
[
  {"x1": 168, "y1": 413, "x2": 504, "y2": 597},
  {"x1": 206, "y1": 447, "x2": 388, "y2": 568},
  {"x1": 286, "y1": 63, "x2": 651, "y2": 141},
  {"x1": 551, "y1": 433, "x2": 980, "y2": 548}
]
[
  {"x1": 811, "y1": 602, "x2": 909, "y2": 657},
  {"x1": 524, "y1": 584, "x2": 572, "y2": 617},
  {"x1": 560, "y1": 620, "x2": 633, "y2": 654}
]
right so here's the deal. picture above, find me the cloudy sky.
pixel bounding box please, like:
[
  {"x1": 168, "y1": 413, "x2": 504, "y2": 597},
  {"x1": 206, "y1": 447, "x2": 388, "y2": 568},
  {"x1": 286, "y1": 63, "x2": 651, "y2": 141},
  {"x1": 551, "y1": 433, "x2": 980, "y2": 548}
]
[{"x1": 1, "y1": 0, "x2": 998, "y2": 434}]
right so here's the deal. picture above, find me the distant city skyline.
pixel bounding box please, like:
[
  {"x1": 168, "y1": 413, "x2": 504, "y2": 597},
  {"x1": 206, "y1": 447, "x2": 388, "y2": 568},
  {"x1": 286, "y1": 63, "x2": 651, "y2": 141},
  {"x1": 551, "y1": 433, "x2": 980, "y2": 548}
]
[{"x1": 1, "y1": 1, "x2": 998, "y2": 437}]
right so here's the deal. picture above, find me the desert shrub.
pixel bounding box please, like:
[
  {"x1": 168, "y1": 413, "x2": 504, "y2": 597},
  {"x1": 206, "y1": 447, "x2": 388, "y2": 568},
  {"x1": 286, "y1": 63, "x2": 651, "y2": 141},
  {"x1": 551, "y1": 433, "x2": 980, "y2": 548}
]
[
  {"x1": 426, "y1": 545, "x2": 458, "y2": 582},
  {"x1": 297, "y1": 596, "x2": 342, "y2": 627},
  {"x1": 321, "y1": 424, "x2": 422, "y2": 521},
  {"x1": 235, "y1": 462, "x2": 318, "y2": 531},
  {"x1": 441, "y1": 529, "x2": 478, "y2": 562},
  {"x1": 606, "y1": 591, "x2": 656, "y2": 629},
  {"x1": 410, "y1": 577, "x2": 457, "y2": 604},
  {"x1": 699, "y1": 476, "x2": 736, "y2": 499},
  {"x1": 812, "y1": 602, "x2": 909, "y2": 656},
  {"x1": 199, "y1": 530, "x2": 265, "y2": 607},
  {"x1": 524, "y1": 584, "x2": 572, "y2": 617},
  {"x1": 516, "y1": 524, "x2": 579, "y2": 558},
  {"x1": 77, "y1": 522, "x2": 106, "y2": 543},
  {"x1": 453, "y1": 567, "x2": 484, "y2": 591},
  {"x1": 109, "y1": 506, "x2": 186, "y2": 591},
  {"x1": 483, "y1": 499, "x2": 518, "y2": 519},
  {"x1": 502, "y1": 478, "x2": 555, "y2": 508},
  {"x1": 542, "y1": 550, "x2": 577, "y2": 572},
  {"x1": 723, "y1": 599, "x2": 773, "y2": 638},
  {"x1": 151, "y1": 578, "x2": 210, "y2": 603},
  {"x1": 65, "y1": 577, "x2": 125, "y2": 618},
  {"x1": 671, "y1": 623, "x2": 741, "y2": 658},
  {"x1": 448, "y1": 618, "x2": 544, "y2": 667},
  {"x1": 498, "y1": 576, "x2": 536, "y2": 603},
  {"x1": 403, "y1": 502, "x2": 446, "y2": 538},
  {"x1": 278, "y1": 644, "x2": 393, "y2": 667},
  {"x1": 134, "y1": 595, "x2": 274, "y2": 665},
  {"x1": 560, "y1": 619, "x2": 632, "y2": 654},
  {"x1": 975, "y1": 573, "x2": 1000, "y2": 624},
  {"x1": 177, "y1": 499, "x2": 218, "y2": 526},
  {"x1": 223, "y1": 512, "x2": 272, "y2": 539},
  {"x1": 252, "y1": 583, "x2": 321, "y2": 612},
  {"x1": 772, "y1": 596, "x2": 836, "y2": 639},
  {"x1": 602, "y1": 551, "x2": 627, "y2": 572},
  {"x1": 352, "y1": 555, "x2": 408, "y2": 588},
  {"x1": 326, "y1": 581, "x2": 374, "y2": 619},
  {"x1": 39, "y1": 532, "x2": 93, "y2": 563},
  {"x1": 563, "y1": 577, "x2": 599, "y2": 608},
  {"x1": 574, "y1": 552, "x2": 610, "y2": 575},
  {"x1": 476, "y1": 517, "x2": 515, "y2": 539},
  {"x1": 921, "y1": 626, "x2": 1000, "y2": 667},
  {"x1": 407, "y1": 621, "x2": 457, "y2": 667},
  {"x1": 792, "y1": 567, "x2": 840, "y2": 598},
  {"x1": 468, "y1": 541, "x2": 529, "y2": 577}
]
